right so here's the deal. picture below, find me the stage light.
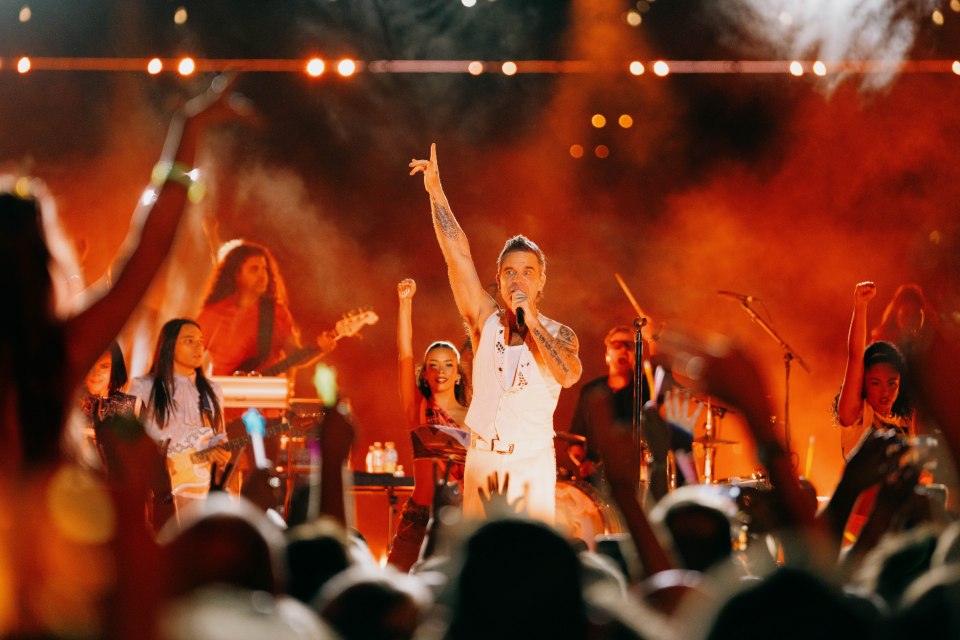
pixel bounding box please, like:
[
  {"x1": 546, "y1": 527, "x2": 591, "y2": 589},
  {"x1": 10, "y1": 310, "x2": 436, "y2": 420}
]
[
  {"x1": 461, "y1": 0, "x2": 477, "y2": 6},
  {"x1": 19, "y1": 5, "x2": 31, "y2": 22},
  {"x1": 569, "y1": 144, "x2": 584, "y2": 159},
  {"x1": 337, "y1": 58, "x2": 356, "y2": 76},
  {"x1": 629, "y1": 61, "x2": 645, "y2": 75},
  {"x1": 953, "y1": 60, "x2": 960, "y2": 75},
  {"x1": 932, "y1": 9, "x2": 944, "y2": 25},
  {"x1": 468, "y1": 61, "x2": 483, "y2": 75},
  {"x1": 653, "y1": 60, "x2": 669, "y2": 76},
  {"x1": 174, "y1": 7, "x2": 188, "y2": 25},
  {"x1": 591, "y1": 114, "x2": 607, "y2": 128},
  {"x1": 178, "y1": 57, "x2": 195, "y2": 75},
  {"x1": 626, "y1": 11, "x2": 642, "y2": 27},
  {"x1": 952, "y1": 0, "x2": 960, "y2": 12},
  {"x1": 306, "y1": 58, "x2": 325, "y2": 77},
  {"x1": 147, "y1": 58, "x2": 163, "y2": 75},
  {"x1": 813, "y1": 60, "x2": 826, "y2": 76},
  {"x1": 594, "y1": 145, "x2": 609, "y2": 158},
  {"x1": 17, "y1": 57, "x2": 31, "y2": 74},
  {"x1": 789, "y1": 61, "x2": 803, "y2": 76},
  {"x1": 501, "y1": 61, "x2": 517, "y2": 76},
  {"x1": 618, "y1": 114, "x2": 634, "y2": 128}
]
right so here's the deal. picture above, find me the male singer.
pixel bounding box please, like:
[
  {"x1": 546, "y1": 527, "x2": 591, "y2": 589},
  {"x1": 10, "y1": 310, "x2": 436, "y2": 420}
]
[{"x1": 409, "y1": 144, "x2": 582, "y2": 524}]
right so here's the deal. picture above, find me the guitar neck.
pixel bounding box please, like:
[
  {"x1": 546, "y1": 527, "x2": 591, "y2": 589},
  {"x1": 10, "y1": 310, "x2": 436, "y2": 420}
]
[
  {"x1": 259, "y1": 346, "x2": 323, "y2": 377},
  {"x1": 190, "y1": 418, "x2": 287, "y2": 463}
]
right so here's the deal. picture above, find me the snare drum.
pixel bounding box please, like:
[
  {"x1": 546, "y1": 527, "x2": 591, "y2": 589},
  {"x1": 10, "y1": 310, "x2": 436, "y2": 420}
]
[{"x1": 555, "y1": 479, "x2": 623, "y2": 551}]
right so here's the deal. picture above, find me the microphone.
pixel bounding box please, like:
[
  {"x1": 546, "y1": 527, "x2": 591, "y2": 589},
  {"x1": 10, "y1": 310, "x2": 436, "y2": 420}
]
[
  {"x1": 717, "y1": 290, "x2": 757, "y2": 303},
  {"x1": 516, "y1": 307, "x2": 525, "y2": 328}
]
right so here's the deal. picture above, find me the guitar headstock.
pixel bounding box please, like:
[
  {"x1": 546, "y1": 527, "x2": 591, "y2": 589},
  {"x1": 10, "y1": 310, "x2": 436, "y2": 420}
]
[{"x1": 334, "y1": 307, "x2": 379, "y2": 339}]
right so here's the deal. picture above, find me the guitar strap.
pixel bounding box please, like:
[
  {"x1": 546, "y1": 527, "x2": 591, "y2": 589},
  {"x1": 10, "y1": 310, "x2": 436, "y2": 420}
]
[{"x1": 236, "y1": 296, "x2": 276, "y2": 373}]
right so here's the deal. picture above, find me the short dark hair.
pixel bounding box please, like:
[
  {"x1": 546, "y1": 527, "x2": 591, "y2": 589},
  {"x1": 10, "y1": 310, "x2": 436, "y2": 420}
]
[{"x1": 497, "y1": 235, "x2": 546, "y2": 273}]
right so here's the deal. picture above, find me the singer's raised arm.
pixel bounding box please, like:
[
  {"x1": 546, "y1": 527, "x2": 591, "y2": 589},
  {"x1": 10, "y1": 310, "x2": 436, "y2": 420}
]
[{"x1": 409, "y1": 144, "x2": 496, "y2": 338}]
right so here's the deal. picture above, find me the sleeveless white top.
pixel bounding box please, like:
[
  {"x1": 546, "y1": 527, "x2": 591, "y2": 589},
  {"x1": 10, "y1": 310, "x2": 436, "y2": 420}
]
[{"x1": 465, "y1": 311, "x2": 561, "y2": 444}]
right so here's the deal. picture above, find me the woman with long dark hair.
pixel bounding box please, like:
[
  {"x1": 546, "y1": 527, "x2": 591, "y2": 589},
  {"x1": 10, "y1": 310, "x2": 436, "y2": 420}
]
[
  {"x1": 387, "y1": 278, "x2": 470, "y2": 571},
  {"x1": 130, "y1": 319, "x2": 230, "y2": 511}
]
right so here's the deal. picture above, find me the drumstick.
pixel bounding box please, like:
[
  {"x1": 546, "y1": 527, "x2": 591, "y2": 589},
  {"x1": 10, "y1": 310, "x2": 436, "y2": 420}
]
[{"x1": 614, "y1": 273, "x2": 657, "y2": 394}]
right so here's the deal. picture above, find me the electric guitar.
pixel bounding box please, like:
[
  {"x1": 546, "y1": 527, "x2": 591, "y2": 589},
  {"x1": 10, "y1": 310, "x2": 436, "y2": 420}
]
[
  {"x1": 167, "y1": 410, "x2": 321, "y2": 496},
  {"x1": 241, "y1": 308, "x2": 379, "y2": 376}
]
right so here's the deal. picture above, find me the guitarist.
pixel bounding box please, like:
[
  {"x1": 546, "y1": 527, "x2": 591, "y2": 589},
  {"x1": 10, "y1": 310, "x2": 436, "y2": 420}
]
[
  {"x1": 198, "y1": 239, "x2": 337, "y2": 377},
  {"x1": 129, "y1": 319, "x2": 233, "y2": 514}
]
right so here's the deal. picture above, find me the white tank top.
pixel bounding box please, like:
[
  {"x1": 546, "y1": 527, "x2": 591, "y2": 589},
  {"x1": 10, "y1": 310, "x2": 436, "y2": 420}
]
[{"x1": 465, "y1": 311, "x2": 561, "y2": 443}]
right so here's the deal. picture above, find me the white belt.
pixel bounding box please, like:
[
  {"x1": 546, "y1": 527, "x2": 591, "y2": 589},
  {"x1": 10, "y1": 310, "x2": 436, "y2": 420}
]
[{"x1": 470, "y1": 437, "x2": 554, "y2": 456}]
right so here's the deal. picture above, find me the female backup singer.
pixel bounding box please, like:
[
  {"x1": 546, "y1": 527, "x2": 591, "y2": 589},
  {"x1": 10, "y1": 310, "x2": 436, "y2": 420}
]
[
  {"x1": 835, "y1": 281, "x2": 914, "y2": 459},
  {"x1": 387, "y1": 278, "x2": 471, "y2": 571},
  {"x1": 130, "y1": 318, "x2": 232, "y2": 513}
]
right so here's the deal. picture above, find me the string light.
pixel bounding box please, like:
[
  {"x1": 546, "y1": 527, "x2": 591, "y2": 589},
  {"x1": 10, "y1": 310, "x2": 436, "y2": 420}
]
[
  {"x1": 17, "y1": 57, "x2": 31, "y2": 74},
  {"x1": 618, "y1": 114, "x2": 634, "y2": 128},
  {"x1": 177, "y1": 57, "x2": 195, "y2": 75},
  {"x1": 306, "y1": 58, "x2": 325, "y2": 77},
  {"x1": 569, "y1": 144, "x2": 584, "y2": 159},
  {"x1": 336, "y1": 58, "x2": 356, "y2": 76},
  {"x1": 0, "y1": 57, "x2": 958, "y2": 76}
]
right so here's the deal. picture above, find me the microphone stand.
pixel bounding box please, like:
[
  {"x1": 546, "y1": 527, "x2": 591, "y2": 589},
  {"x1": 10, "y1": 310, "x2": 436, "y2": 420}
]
[
  {"x1": 633, "y1": 317, "x2": 648, "y2": 492},
  {"x1": 733, "y1": 301, "x2": 809, "y2": 468}
]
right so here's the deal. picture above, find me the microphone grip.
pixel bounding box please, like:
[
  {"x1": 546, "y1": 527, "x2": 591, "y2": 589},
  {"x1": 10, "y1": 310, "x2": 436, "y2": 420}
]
[{"x1": 516, "y1": 307, "x2": 525, "y2": 328}]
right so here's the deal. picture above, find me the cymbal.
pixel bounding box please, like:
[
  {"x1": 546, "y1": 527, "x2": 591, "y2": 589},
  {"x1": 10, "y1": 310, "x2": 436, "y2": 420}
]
[{"x1": 692, "y1": 435, "x2": 739, "y2": 445}]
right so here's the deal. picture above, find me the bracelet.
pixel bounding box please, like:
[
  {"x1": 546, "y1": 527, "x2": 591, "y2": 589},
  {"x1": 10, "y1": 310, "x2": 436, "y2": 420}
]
[{"x1": 151, "y1": 161, "x2": 206, "y2": 204}]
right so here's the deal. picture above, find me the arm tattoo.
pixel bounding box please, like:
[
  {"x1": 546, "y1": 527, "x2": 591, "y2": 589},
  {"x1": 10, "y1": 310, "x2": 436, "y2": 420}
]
[
  {"x1": 556, "y1": 325, "x2": 577, "y2": 349},
  {"x1": 531, "y1": 325, "x2": 570, "y2": 375},
  {"x1": 431, "y1": 197, "x2": 463, "y2": 241}
]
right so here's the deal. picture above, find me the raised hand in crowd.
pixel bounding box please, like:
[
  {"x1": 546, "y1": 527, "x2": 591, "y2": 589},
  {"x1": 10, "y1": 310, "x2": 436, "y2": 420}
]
[
  {"x1": 663, "y1": 388, "x2": 702, "y2": 436},
  {"x1": 478, "y1": 472, "x2": 528, "y2": 520},
  {"x1": 821, "y1": 428, "x2": 908, "y2": 556},
  {"x1": 318, "y1": 403, "x2": 356, "y2": 527},
  {"x1": 586, "y1": 385, "x2": 674, "y2": 580},
  {"x1": 420, "y1": 458, "x2": 462, "y2": 561}
]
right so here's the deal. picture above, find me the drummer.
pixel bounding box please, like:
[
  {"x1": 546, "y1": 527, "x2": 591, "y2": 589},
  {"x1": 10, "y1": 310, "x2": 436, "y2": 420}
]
[{"x1": 567, "y1": 325, "x2": 652, "y2": 483}]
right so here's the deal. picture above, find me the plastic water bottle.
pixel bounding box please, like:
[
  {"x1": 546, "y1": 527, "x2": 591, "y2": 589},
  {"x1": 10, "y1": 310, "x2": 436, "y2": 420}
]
[
  {"x1": 371, "y1": 441, "x2": 385, "y2": 473},
  {"x1": 365, "y1": 445, "x2": 375, "y2": 473},
  {"x1": 383, "y1": 441, "x2": 398, "y2": 475}
]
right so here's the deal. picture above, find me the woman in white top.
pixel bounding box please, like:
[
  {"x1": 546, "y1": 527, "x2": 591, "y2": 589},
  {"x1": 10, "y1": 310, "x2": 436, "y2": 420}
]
[
  {"x1": 836, "y1": 281, "x2": 914, "y2": 460},
  {"x1": 131, "y1": 318, "x2": 231, "y2": 512}
]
